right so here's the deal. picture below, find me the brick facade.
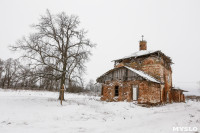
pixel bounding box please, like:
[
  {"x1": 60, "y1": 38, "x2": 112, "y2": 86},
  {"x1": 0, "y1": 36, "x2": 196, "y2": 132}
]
[
  {"x1": 97, "y1": 39, "x2": 185, "y2": 104},
  {"x1": 171, "y1": 89, "x2": 185, "y2": 102},
  {"x1": 101, "y1": 80, "x2": 161, "y2": 104}
]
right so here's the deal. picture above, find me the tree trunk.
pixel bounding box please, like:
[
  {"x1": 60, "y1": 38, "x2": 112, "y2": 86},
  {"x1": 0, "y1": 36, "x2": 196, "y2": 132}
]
[
  {"x1": 59, "y1": 60, "x2": 67, "y2": 100},
  {"x1": 7, "y1": 78, "x2": 10, "y2": 88},
  {"x1": 59, "y1": 75, "x2": 65, "y2": 100},
  {"x1": 2, "y1": 79, "x2": 5, "y2": 88},
  {"x1": 68, "y1": 78, "x2": 72, "y2": 89}
]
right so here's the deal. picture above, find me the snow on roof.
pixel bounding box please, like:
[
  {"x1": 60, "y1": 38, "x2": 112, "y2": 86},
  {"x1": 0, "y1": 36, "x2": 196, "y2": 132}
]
[
  {"x1": 124, "y1": 66, "x2": 161, "y2": 84},
  {"x1": 172, "y1": 88, "x2": 188, "y2": 92},
  {"x1": 113, "y1": 50, "x2": 159, "y2": 61},
  {"x1": 97, "y1": 65, "x2": 162, "y2": 84}
]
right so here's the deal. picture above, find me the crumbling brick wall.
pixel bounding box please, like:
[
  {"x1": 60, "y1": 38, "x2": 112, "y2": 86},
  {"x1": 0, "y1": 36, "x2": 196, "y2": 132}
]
[
  {"x1": 130, "y1": 56, "x2": 172, "y2": 103},
  {"x1": 171, "y1": 89, "x2": 185, "y2": 102},
  {"x1": 101, "y1": 80, "x2": 161, "y2": 104},
  {"x1": 101, "y1": 55, "x2": 173, "y2": 104},
  {"x1": 101, "y1": 80, "x2": 134, "y2": 102},
  {"x1": 138, "y1": 81, "x2": 161, "y2": 104},
  {"x1": 171, "y1": 90, "x2": 180, "y2": 102}
]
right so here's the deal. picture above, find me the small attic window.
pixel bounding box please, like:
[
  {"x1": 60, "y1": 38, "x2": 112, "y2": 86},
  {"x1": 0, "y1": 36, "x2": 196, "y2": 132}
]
[{"x1": 115, "y1": 86, "x2": 119, "y2": 96}]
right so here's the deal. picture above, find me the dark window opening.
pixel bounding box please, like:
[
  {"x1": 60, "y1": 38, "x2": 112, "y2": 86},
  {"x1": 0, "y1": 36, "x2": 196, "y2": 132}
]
[{"x1": 115, "y1": 86, "x2": 119, "y2": 96}]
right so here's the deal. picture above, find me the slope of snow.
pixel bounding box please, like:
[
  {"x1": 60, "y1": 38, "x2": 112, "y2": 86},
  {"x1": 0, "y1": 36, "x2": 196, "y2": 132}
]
[
  {"x1": 113, "y1": 50, "x2": 158, "y2": 61},
  {"x1": 125, "y1": 66, "x2": 161, "y2": 83},
  {"x1": 0, "y1": 89, "x2": 200, "y2": 133}
]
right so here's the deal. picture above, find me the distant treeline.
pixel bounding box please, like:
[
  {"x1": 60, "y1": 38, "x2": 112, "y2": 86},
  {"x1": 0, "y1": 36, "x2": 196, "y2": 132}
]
[{"x1": 0, "y1": 58, "x2": 100, "y2": 93}]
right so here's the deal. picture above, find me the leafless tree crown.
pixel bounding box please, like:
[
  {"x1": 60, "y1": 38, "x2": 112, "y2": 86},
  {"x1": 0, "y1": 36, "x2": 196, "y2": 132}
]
[{"x1": 9, "y1": 10, "x2": 95, "y2": 98}]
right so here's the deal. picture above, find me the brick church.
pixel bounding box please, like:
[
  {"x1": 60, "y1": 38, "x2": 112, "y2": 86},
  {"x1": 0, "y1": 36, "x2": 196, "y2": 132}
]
[{"x1": 96, "y1": 36, "x2": 186, "y2": 104}]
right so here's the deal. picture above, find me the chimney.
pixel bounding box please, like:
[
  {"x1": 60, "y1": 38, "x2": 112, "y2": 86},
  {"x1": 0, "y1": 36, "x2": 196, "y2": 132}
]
[{"x1": 139, "y1": 35, "x2": 147, "y2": 51}]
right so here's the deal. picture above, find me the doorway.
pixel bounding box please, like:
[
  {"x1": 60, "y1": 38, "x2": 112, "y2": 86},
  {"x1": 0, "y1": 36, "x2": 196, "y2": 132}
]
[{"x1": 132, "y1": 86, "x2": 138, "y2": 100}]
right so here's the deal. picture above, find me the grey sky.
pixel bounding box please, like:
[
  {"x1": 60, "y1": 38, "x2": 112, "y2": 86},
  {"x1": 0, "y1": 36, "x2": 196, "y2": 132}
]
[{"x1": 0, "y1": 0, "x2": 200, "y2": 94}]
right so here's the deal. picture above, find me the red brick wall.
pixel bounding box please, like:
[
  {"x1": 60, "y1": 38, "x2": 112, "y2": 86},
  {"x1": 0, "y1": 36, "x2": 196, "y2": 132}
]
[
  {"x1": 138, "y1": 81, "x2": 161, "y2": 104},
  {"x1": 101, "y1": 80, "x2": 161, "y2": 104},
  {"x1": 171, "y1": 90, "x2": 185, "y2": 102},
  {"x1": 139, "y1": 41, "x2": 147, "y2": 50},
  {"x1": 101, "y1": 80, "x2": 134, "y2": 102},
  {"x1": 171, "y1": 90, "x2": 180, "y2": 102},
  {"x1": 131, "y1": 57, "x2": 172, "y2": 103},
  {"x1": 108, "y1": 56, "x2": 174, "y2": 104}
]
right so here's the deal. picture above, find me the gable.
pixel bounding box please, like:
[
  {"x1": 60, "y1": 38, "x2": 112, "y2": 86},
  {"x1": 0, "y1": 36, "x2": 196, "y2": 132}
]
[
  {"x1": 96, "y1": 66, "x2": 161, "y2": 84},
  {"x1": 124, "y1": 66, "x2": 161, "y2": 83}
]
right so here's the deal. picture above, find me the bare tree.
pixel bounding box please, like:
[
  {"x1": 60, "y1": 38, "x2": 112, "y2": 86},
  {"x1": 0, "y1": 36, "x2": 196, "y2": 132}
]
[
  {"x1": 0, "y1": 59, "x2": 4, "y2": 87},
  {"x1": 15, "y1": 65, "x2": 38, "y2": 89},
  {"x1": 86, "y1": 79, "x2": 95, "y2": 91},
  {"x1": 37, "y1": 66, "x2": 60, "y2": 90},
  {"x1": 11, "y1": 10, "x2": 95, "y2": 99},
  {"x1": 85, "y1": 79, "x2": 102, "y2": 96},
  {"x1": 0, "y1": 59, "x2": 3, "y2": 76},
  {"x1": 0, "y1": 58, "x2": 21, "y2": 88}
]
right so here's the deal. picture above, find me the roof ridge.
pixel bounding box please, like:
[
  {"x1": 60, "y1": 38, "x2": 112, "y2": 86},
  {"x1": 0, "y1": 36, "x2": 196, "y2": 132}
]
[{"x1": 113, "y1": 50, "x2": 159, "y2": 61}]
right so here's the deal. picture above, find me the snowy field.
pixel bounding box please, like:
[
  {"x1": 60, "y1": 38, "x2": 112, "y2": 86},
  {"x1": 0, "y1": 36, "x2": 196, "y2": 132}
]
[{"x1": 0, "y1": 89, "x2": 200, "y2": 133}]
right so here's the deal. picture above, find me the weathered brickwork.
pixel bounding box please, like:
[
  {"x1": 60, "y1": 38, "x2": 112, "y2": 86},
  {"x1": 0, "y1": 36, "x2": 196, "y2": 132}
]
[
  {"x1": 138, "y1": 82, "x2": 161, "y2": 104},
  {"x1": 101, "y1": 80, "x2": 161, "y2": 104},
  {"x1": 97, "y1": 39, "x2": 186, "y2": 104},
  {"x1": 171, "y1": 90, "x2": 180, "y2": 102},
  {"x1": 171, "y1": 89, "x2": 185, "y2": 102},
  {"x1": 101, "y1": 80, "x2": 136, "y2": 102},
  {"x1": 128, "y1": 56, "x2": 173, "y2": 103},
  {"x1": 139, "y1": 40, "x2": 147, "y2": 50}
]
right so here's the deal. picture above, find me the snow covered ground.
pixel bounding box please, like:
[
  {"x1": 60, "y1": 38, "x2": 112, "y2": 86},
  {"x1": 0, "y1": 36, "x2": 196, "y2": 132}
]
[{"x1": 0, "y1": 89, "x2": 200, "y2": 133}]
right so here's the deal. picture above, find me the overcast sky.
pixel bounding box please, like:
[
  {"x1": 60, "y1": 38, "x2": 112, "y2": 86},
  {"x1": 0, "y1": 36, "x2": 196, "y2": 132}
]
[{"x1": 0, "y1": 0, "x2": 200, "y2": 94}]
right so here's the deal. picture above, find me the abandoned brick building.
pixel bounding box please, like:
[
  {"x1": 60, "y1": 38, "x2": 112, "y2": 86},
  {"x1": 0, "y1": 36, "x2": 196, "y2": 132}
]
[{"x1": 96, "y1": 37, "x2": 186, "y2": 104}]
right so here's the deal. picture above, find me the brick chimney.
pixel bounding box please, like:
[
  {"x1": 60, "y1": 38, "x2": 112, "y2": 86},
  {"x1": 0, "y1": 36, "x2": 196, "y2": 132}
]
[{"x1": 139, "y1": 35, "x2": 147, "y2": 51}]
